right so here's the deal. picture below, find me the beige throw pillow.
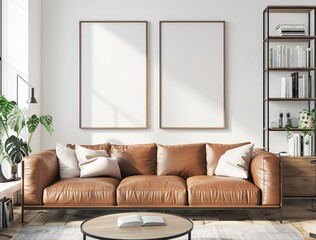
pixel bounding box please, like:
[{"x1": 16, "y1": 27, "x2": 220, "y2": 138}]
[
  {"x1": 75, "y1": 145, "x2": 121, "y2": 179},
  {"x1": 79, "y1": 156, "x2": 121, "y2": 178},
  {"x1": 75, "y1": 144, "x2": 109, "y2": 162},
  {"x1": 56, "y1": 143, "x2": 80, "y2": 179},
  {"x1": 215, "y1": 143, "x2": 254, "y2": 179}
]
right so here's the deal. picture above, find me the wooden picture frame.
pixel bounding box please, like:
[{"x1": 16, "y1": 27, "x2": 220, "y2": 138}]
[
  {"x1": 79, "y1": 21, "x2": 148, "y2": 129},
  {"x1": 159, "y1": 21, "x2": 226, "y2": 129}
]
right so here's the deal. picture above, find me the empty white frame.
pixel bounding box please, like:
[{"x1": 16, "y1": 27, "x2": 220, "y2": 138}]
[
  {"x1": 159, "y1": 21, "x2": 225, "y2": 129},
  {"x1": 80, "y1": 21, "x2": 148, "y2": 129}
]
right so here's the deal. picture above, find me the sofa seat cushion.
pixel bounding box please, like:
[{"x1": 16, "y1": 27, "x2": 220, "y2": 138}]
[
  {"x1": 117, "y1": 175, "x2": 187, "y2": 206},
  {"x1": 43, "y1": 178, "x2": 120, "y2": 205},
  {"x1": 187, "y1": 176, "x2": 260, "y2": 206}
]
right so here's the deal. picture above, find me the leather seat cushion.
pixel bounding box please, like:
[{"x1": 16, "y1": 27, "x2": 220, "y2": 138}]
[
  {"x1": 111, "y1": 144, "x2": 157, "y2": 178},
  {"x1": 157, "y1": 143, "x2": 206, "y2": 178},
  {"x1": 187, "y1": 176, "x2": 260, "y2": 205},
  {"x1": 43, "y1": 178, "x2": 120, "y2": 205},
  {"x1": 117, "y1": 175, "x2": 187, "y2": 206}
]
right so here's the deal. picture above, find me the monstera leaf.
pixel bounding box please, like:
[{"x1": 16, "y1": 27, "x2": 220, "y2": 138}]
[
  {"x1": 40, "y1": 115, "x2": 53, "y2": 135},
  {"x1": 0, "y1": 96, "x2": 17, "y2": 118},
  {"x1": 7, "y1": 108, "x2": 26, "y2": 134},
  {"x1": 4, "y1": 136, "x2": 28, "y2": 164},
  {"x1": 27, "y1": 115, "x2": 40, "y2": 134}
]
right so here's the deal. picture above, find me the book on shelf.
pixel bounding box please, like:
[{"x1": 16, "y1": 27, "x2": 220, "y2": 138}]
[
  {"x1": 291, "y1": 72, "x2": 299, "y2": 98},
  {"x1": 117, "y1": 215, "x2": 166, "y2": 228},
  {"x1": 288, "y1": 133, "x2": 313, "y2": 157},
  {"x1": 280, "y1": 73, "x2": 311, "y2": 98},
  {"x1": 269, "y1": 45, "x2": 313, "y2": 68},
  {"x1": 276, "y1": 24, "x2": 306, "y2": 36}
]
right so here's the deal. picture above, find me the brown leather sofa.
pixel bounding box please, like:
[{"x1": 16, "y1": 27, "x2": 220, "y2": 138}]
[{"x1": 21, "y1": 142, "x2": 282, "y2": 222}]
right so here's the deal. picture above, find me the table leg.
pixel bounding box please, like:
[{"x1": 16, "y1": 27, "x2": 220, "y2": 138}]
[
  {"x1": 83, "y1": 234, "x2": 86, "y2": 240},
  {"x1": 188, "y1": 232, "x2": 191, "y2": 240}
]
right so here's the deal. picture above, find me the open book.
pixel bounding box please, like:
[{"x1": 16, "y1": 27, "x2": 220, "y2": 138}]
[{"x1": 117, "y1": 215, "x2": 166, "y2": 228}]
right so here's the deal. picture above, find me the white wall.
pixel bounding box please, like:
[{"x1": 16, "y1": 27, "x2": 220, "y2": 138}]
[
  {"x1": 28, "y1": 0, "x2": 41, "y2": 154},
  {"x1": 41, "y1": 0, "x2": 316, "y2": 151}
]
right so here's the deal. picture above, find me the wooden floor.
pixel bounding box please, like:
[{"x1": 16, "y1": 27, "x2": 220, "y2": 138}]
[{"x1": 0, "y1": 199, "x2": 315, "y2": 239}]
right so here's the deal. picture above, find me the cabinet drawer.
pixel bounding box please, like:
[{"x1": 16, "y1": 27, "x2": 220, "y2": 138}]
[{"x1": 283, "y1": 176, "x2": 315, "y2": 196}]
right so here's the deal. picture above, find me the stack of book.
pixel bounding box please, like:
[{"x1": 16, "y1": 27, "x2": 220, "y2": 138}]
[
  {"x1": 280, "y1": 72, "x2": 311, "y2": 98},
  {"x1": 289, "y1": 133, "x2": 313, "y2": 156},
  {"x1": 276, "y1": 24, "x2": 306, "y2": 36}
]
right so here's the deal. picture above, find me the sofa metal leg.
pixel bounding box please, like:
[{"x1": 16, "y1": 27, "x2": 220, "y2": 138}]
[
  {"x1": 21, "y1": 206, "x2": 24, "y2": 223},
  {"x1": 279, "y1": 208, "x2": 283, "y2": 224}
]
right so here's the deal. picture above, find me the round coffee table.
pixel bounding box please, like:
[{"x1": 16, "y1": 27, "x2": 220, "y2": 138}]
[{"x1": 80, "y1": 212, "x2": 193, "y2": 240}]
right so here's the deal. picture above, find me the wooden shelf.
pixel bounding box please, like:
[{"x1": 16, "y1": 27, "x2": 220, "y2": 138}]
[
  {"x1": 265, "y1": 98, "x2": 316, "y2": 101},
  {"x1": 265, "y1": 67, "x2": 316, "y2": 72},
  {"x1": 267, "y1": 128, "x2": 313, "y2": 131},
  {"x1": 264, "y1": 6, "x2": 315, "y2": 13},
  {"x1": 264, "y1": 36, "x2": 316, "y2": 42}
]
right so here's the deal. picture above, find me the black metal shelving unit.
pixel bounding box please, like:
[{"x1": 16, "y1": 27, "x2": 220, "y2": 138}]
[{"x1": 263, "y1": 5, "x2": 316, "y2": 153}]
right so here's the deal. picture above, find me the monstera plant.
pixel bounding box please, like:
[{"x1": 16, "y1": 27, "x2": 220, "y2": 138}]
[{"x1": 0, "y1": 95, "x2": 53, "y2": 181}]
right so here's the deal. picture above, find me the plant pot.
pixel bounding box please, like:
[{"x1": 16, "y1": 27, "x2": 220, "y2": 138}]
[
  {"x1": 10, "y1": 164, "x2": 18, "y2": 181},
  {"x1": 299, "y1": 112, "x2": 314, "y2": 128}
]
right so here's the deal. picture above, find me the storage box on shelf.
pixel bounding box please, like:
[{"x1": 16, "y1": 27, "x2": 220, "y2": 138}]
[{"x1": 263, "y1": 6, "x2": 316, "y2": 197}]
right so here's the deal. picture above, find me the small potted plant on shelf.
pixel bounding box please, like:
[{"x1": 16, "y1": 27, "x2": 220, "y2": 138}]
[
  {"x1": 0, "y1": 95, "x2": 53, "y2": 181},
  {"x1": 286, "y1": 109, "x2": 316, "y2": 145}
]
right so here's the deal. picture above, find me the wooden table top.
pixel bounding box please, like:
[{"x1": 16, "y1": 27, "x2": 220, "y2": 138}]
[{"x1": 80, "y1": 212, "x2": 193, "y2": 240}]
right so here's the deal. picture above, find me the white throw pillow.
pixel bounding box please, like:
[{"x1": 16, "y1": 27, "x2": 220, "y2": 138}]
[
  {"x1": 56, "y1": 143, "x2": 80, "y2": 179},
  {"x1": 79, "y1": 156, "x2": 121, "y2": 179},
  {"x1": 215, "y1": 143, "x2": 254, "y2": 179},
  {"x1": 75, "y1": 144, "x2": 109, "y2": 163}
]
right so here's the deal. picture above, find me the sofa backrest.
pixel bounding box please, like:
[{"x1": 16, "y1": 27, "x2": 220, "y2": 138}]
[
  {"x1": 110, "y1": 143, "x2": 157, "y2": 178},
  {"x1": 65, "y1": 142, "x2": 252, "y2": 179},
  {"x1": 157, "y1": 143, "x2": 206, "y2": 178}
]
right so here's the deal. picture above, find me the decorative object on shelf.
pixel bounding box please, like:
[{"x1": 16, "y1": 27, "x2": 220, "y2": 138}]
[
  {"x1": 286, "y1": 109, "x2": 315, "y2": 144},
  {"x1": 0, "y1": 95, "x2": 53, "y2": 181},
  {"x1": 299, "y1": 109, "x2": 315, "y2": 129},
  {"x1": 278, "y1": 111, "x2": 284, "y2": 128},
  {"x1": 286, "y1": 112, "x2": 292, "y2": 128}
]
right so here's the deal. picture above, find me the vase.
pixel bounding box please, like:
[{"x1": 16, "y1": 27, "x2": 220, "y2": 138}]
[
  {"x1": 10, "y1": 164, "x2": 18, "y2": 181},
  {"x1": 300, "y1": 115, "x2": 313, "y2": 128}
]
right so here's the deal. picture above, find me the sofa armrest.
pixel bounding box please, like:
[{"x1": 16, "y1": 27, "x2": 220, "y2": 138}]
[
  {"x1": 250, "y1": 149, "x2": 281, "y2": 206},
  {"x1": 22, "y1": 150, "x2": 59, "y2": 205}
]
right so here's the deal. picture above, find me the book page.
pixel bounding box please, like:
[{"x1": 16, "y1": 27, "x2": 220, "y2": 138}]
[
  {"x1": 141, "y1": 216, "x2": 166, "y2": 226},
  {"x1": 117, "y1": 215, "x2": 142, "y2": 228}
]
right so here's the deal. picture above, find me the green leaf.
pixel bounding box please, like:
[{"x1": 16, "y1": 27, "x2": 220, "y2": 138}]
[
  {"x1": 7, "y1": 108, "x2": 26, "y2": 133},
  {"x1": 0, "y1": 96, "x2": 17, "y2": 118},
  {"x1": 27, "y1": 115, "x2": 40, "y2": 134},
  {"x1": 40, "y1": 115, "x2": 53, "y2": 135},
  {"x1": 4, "y1": 136, "x2": 28, "y2": 164}
]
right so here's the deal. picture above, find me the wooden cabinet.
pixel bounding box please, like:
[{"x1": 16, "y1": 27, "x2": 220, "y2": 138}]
[{"x1": 281, "y1": 156, "x2": 316, "y2": 196}]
